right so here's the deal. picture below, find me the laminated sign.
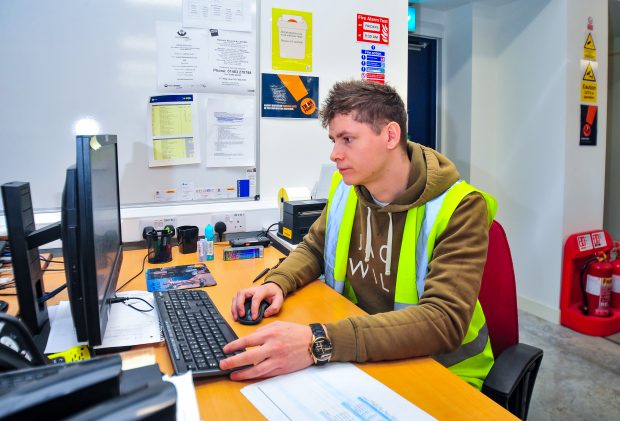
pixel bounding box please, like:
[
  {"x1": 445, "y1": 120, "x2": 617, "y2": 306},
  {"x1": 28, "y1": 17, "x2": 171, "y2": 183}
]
[
  {"x1": 357, "y1": 14, "x2": 389, "y2": 45},
  {"x1": 580, "y1": 62, "x2": 597, "y2": 103}
]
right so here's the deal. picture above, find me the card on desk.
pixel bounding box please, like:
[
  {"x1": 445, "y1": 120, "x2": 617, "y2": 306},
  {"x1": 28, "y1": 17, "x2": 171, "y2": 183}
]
[{"x1": 145, "y1": 264, "x2": 216, "y2": 292}]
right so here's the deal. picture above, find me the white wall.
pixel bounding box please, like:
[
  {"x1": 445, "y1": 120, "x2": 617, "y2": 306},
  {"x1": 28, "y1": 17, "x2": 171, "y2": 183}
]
[
  {"x1": 0, "y1": 0, "x2": 408, "y2": 243},
  {"x1": 417, "y1": 0, "x2": 609, "y2": 323},
  {"x1": 258, "y1": 0, "x2": 408, "y2": 205},
  {"x1": 604, "y1": 2, "x2": 620, "y2": 242},
  {"x1": 442, "y1": 4, "x2": 474, "y2": 180},
  {"x1": 493, "y1": 0, "x2": 570, "y2": 322}
]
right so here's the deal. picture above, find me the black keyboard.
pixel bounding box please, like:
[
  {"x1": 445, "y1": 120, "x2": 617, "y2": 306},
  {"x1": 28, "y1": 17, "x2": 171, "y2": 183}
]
[{"x1": 154, "y1": 290, "x2": 243, "y2": 378}]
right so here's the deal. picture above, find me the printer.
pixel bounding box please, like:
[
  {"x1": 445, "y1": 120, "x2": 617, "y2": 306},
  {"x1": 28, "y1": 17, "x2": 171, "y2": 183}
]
[{"x1": 278, "y1": 199, "x2": 327, "y2": 244}]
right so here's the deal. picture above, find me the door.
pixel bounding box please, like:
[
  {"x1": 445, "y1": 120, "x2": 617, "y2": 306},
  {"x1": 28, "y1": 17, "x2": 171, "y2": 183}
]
[{"x1": 407, "y1": 35, "x2": 438, "y2": 149}]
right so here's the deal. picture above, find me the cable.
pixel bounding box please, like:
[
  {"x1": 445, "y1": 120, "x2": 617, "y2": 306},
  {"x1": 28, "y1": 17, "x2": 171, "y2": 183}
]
[
  {"x1": 257, "y1": 222, "x2": 279, "y2": 238},
  {"x1": 38, "y1": 283, "x2": 67, "y2": 303},
  {"x1": 116, "y1": 252, "x2": 148, "y2": 292},
  {"x1": 39, "y1": 255, "x2": 64, "y2": 264},
  {"x1": 109, "y1": 296, "x2": 154, "y2": 312}
]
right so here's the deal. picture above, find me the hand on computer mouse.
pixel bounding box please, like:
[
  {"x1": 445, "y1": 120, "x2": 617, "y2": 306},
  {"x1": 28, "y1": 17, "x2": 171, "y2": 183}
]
[
  {"x1": 231, "y1": 283, "x2": 283, "y2": 322},
  {"x1": 238, "y1": 298, "x2": 270, "y2": 325}
]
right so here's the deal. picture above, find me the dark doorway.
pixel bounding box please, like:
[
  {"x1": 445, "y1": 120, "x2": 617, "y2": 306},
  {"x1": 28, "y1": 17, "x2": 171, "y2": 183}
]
[{"x1": 407, "y1": 35, "x2": 438, "y2": 149}]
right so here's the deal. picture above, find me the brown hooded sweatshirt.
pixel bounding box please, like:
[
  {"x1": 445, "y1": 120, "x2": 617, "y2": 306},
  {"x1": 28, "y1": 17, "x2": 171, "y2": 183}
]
[{"x1": 265, "y1": 142, "x2": 489, "y2": 363}]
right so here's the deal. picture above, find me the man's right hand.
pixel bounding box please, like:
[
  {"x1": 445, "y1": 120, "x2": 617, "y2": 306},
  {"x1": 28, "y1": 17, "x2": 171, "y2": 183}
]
[{"x1": 231, "y1": 282, "x2": 284, "y2": 321}]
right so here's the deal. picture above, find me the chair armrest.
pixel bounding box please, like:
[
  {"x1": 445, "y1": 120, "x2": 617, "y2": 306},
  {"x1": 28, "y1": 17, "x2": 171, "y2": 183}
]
[
  {"x1": 482, "y1": 343, "x2": 543, "y2": 418},
  {"x1": 484, "y1": 343, "x2": 543, "y2": 396}
]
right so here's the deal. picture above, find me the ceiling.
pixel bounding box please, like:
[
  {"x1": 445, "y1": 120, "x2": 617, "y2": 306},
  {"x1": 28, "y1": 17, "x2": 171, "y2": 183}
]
[
  {"x1": 410, "y1": 0, "x2": 515, "y2": 11},
  {"x1": 412, "y1": 0, "x2": 620, "y2": 38}
]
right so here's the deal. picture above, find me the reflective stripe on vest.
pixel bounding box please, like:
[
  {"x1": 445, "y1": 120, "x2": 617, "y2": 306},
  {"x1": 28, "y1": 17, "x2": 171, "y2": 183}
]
[{"x1": 324, "y1": 171, "x2": 498, "y2": 388}]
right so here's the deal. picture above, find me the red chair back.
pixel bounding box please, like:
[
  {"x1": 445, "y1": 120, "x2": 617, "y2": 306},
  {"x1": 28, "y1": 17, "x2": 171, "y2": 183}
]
[{"x1": 478, "y1": 221, "x2": 519, "y2": 358}]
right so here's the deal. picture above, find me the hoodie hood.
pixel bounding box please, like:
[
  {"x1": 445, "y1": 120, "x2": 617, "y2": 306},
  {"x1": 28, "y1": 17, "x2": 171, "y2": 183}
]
[
  {"x1": 347, "y1": 142, "x2": 462, "y2": 297},
  {"x1": 355, "y1": 142, "x2": 461, "y2": 212}
]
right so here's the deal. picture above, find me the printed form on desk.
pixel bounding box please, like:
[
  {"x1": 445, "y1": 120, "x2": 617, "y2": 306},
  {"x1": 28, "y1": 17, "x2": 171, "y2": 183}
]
[
  {"x1": 45, "y1": 291, "x2": 162, "y2": 353},
  {"x1": 242, "y1": 362, "x2": 435, "y2": 421}
]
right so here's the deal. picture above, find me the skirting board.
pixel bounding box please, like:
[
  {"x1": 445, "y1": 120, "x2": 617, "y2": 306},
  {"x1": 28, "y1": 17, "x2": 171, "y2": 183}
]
[{"x1": 517, "y1": 295, "x2": 560, "y2": 324}]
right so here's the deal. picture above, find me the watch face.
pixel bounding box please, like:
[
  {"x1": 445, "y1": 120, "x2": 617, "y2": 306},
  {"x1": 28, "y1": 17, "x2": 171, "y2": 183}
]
[{"x1": 312, "y1": 336, "x2": 333, "y2": 362}]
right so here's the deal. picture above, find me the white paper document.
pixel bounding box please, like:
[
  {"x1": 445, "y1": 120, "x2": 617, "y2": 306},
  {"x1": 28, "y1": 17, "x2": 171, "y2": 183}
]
[
  {"x1": 163, "y1": 371, "x2": 201, "y2": 421},
  {"x1": 182, "y1": 0, "x2": 252, "y2": 32},
  {"x1": 241, "y1": 363, "x2": 435, "y2": 421},
  {"x1": 45, "y1": 291, "x2": 162, "y2": 353},
  {"x1": 206, "y1": 29, "x2": 256, "y2": 94},
  {"x1": 206, "y1": 96, "x2": 255, "y2": 167},
  {"x1": 156, "y1": 21, "x2": 210, "y2": 91}
]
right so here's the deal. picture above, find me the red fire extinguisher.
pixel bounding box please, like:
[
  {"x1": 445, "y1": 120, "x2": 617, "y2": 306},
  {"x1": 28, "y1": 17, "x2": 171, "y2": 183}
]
[
  {"x1": 611, "y1": 244, "x2": 620, "y2": 308},
  {"x1": 581, "y1": 252, "x2": 612, "y2": 317}
]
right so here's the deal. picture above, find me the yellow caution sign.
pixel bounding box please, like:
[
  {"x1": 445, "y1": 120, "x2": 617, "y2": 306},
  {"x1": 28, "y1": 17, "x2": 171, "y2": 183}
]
[
  {"x1": 583, "y1": 63, "x2": 596, "y2": 81},
  {"x1": 581, "y1": 81, "x2": 597, "y2": 103},
  {"x1": 583, "y1": 33, "x2": 597, "y2": 61}
]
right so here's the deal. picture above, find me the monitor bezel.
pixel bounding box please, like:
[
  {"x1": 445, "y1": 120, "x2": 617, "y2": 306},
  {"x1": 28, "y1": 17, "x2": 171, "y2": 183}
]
[{"x1": 74, "y1": 135, "x2": 123, "y2": 347}]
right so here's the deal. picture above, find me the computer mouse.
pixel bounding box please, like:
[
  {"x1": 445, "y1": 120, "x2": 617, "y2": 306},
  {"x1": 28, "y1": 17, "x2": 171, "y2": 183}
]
[{"x1": 238, "y1": 298, "x2": 269, "y2": 325}]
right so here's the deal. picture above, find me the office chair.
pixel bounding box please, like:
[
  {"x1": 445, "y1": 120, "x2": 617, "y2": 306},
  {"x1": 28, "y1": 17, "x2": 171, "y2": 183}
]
[{"x1": 478, "y1": 221, "x2": 543, "y2": 420}]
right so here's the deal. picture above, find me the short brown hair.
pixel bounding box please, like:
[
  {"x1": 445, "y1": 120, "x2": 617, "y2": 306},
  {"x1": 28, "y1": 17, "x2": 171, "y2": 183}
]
[{"x1": 320, "y1": 80, "x2": 408, "y2": 147}]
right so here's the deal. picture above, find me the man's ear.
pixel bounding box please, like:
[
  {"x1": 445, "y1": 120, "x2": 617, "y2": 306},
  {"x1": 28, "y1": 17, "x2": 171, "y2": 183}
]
[{"x1": 385, "y1": 121, "x2": 401, "y2": 150}]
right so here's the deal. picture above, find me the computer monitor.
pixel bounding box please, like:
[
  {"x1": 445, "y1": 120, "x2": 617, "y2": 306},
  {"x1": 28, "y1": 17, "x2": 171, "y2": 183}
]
[
  {"x1": 62, "y1": 135, "x2": 123, "y2": 346},
  {"x1": 1, "y1": 134, "x2": 123, "y2": 348}
]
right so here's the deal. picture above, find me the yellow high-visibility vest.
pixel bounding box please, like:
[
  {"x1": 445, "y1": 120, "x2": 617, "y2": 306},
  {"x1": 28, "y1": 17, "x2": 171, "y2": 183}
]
[{"x1": 324, "y1": 172, "x2": 497, "y2": 388}]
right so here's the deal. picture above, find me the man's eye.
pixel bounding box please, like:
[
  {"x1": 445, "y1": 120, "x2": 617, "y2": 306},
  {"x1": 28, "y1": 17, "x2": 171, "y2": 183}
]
[{"x1": 344, "y1": 137, "x2": 352, "y2": 143}]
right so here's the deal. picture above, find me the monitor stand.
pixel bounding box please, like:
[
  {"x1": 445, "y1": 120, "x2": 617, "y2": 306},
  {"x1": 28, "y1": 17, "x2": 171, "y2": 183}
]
[{"x1": 1, "y1": 182, "x2": 60, "y2": 339}]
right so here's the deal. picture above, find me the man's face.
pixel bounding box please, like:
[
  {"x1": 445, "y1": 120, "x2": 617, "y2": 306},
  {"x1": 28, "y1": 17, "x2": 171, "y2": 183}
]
[{"x1": 328, "y1": 113, "x2": 388, "y2": 186}]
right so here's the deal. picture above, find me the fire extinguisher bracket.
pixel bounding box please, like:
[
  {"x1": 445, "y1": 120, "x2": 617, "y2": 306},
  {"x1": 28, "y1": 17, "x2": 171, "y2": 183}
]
[{"x1": 561, "y1": 230, "x2": 620, "y2": 336}]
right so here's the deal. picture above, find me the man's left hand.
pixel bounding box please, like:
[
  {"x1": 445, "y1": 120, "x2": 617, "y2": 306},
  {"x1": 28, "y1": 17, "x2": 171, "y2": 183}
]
[{"x1": 219, "y1": 321, "x2": 314, "y2": 380}]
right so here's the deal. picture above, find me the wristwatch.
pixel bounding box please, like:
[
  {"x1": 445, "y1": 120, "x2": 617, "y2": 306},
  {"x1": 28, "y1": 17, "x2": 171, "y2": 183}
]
[{"x1": 309, "y1": 323, "x2": 333, "y2": 366}]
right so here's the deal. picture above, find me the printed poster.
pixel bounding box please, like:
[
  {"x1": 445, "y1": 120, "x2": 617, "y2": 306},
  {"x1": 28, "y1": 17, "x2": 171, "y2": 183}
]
[
  {"x1": 580, "y1": 105, "x2": 597, "y2": 146},
  {"x1": 271, "y1": 8, "x2": 312, "y2": 72},
  {"x1": 261, "y1": 73, "x2": 319, "y2": 119}
]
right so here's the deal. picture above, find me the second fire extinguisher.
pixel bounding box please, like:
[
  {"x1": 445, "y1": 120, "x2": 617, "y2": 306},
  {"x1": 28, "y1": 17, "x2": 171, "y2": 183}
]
[
  {"x1": 581, "y1": 253, "x2": 613, "y2": 317},
  {"x1": 611, "y1": 254, "x2": 620, "y2": 309}
]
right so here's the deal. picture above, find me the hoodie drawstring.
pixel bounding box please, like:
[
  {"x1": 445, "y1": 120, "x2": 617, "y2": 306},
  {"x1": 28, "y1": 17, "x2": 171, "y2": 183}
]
[
  {"x1": 364, "y1": 206, "x2": 372, "y2": 262},
  {"x1": 385, "y1": 212, "x2": 393, "y2": 276}
]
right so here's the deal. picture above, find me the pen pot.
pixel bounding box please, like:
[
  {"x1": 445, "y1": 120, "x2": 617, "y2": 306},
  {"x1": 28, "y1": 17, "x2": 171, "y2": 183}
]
[
  {"x1": 177, "y1": 225, "x2": 199, "y2": 254},
  {"x1": 146, "y1": 229, "x2": 174, "y2": 263}
]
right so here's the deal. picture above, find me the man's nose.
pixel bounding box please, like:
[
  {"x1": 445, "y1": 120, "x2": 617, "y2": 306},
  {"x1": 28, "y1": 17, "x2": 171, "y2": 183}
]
[{"x1": 330, "y1": 142, "x2": 342, "y2": 162}]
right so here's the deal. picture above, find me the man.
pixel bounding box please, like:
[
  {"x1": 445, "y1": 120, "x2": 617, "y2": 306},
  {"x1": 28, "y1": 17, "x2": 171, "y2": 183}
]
[{"x1": 220, "y1": 80, "x2": 496, "y2": 389}]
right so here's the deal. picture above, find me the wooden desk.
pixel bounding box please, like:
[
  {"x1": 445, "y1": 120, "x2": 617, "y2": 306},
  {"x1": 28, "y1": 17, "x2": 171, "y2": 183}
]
[{"x1": 9, "y1": 245, "x2": 515, "y2": 420}]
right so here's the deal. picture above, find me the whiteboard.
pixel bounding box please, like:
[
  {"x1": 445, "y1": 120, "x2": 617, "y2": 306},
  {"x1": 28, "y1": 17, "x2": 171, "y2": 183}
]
[
  {"x1": 0, "y1": 0, "x2": 259, "y2": 211},
  {"x1": 0, "y1": 0, "x2": 409, "y2": 217}
]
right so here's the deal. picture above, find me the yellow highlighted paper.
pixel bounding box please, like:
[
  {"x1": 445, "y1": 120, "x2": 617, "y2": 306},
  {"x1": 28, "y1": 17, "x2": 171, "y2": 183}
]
[
  {"x1": 153, "y1": 138, "x2": 193, "y2": 160},
  {"x1": 152, "y1": 104, "x2": 193, "y2": 137}
]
